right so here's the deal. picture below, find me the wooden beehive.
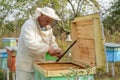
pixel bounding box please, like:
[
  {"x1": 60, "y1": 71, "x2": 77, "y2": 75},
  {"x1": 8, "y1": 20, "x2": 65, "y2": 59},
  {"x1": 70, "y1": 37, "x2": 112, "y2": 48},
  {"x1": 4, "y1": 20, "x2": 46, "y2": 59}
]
[
  {"x1": 34, "y1": 13, "x2": 106, "y2": 80},
  {"x1": 71, "y1": 13, "x2": 106, "y2": 71},
  {"x1": 34, "y1": 62, "x2": 95, "y2": 80},
  {"x1": 6, "y1": 47, "x2": 17, "y2": 72}
]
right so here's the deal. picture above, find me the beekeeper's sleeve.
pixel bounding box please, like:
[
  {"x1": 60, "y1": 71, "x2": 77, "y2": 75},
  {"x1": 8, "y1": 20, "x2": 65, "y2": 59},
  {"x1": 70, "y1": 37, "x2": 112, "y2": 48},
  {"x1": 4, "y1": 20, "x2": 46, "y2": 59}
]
[{"x1": 20, "y1": 22, "x2": 50, "y2": 54}]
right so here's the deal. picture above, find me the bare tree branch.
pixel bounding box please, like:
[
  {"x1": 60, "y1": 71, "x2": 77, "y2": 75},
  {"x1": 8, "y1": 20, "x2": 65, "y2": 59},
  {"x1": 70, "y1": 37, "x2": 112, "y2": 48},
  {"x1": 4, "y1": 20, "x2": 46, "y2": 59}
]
[
  {"x1": 67, "y1": 0, "x2": 76, "y2": 17},
  {"x1": 76, "y1": 0, "x2": 82, "y2": 16}
]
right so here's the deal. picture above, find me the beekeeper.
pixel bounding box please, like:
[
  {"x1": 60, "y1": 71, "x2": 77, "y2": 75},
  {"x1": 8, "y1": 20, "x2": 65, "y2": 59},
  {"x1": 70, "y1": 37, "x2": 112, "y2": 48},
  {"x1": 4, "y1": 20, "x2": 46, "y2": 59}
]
[{"x1": 16, "y1": 7, "x2": 62, "y2": 80}]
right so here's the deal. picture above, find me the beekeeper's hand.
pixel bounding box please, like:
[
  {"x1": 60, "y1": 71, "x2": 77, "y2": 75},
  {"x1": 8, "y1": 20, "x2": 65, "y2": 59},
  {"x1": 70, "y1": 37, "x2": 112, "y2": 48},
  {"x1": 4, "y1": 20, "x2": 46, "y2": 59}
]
[
  {"x1": 54, "y1": 48, "x2": 63, "y2": 58},
  {"x1": 48, "y1": 47, "x2": 62, "y2": 57}
]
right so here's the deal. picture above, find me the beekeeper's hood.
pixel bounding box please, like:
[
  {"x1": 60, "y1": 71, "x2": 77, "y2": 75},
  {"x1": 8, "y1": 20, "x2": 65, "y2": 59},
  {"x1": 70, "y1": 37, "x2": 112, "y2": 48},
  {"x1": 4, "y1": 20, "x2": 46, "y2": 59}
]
[{"x1": 34, "y1": 7, "x2": 61, "y2": 20}]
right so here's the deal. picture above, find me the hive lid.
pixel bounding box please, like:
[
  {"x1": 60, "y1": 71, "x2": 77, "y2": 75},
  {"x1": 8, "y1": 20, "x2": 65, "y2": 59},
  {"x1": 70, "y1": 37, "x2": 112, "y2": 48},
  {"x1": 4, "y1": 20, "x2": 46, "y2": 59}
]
[
  {"x1": 71, "y1": 13, "x2": 106, "y2": 71},
  {"x1": 105, "y1": 43, "x2": 120, "y2": 48}
]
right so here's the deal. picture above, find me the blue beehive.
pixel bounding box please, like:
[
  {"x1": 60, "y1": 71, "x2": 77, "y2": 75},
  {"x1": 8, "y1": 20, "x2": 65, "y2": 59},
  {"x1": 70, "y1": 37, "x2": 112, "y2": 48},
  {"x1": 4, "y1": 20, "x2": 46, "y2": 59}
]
[
  {"x1": 2, "y1": 38, "x2": 17, "y2": 48},
  {"x1": 105, "y1": 43, "x2": 120, "y2": 62},
  {"x1": 0, "y1": 49, "x2": 8, "y2": 69}
]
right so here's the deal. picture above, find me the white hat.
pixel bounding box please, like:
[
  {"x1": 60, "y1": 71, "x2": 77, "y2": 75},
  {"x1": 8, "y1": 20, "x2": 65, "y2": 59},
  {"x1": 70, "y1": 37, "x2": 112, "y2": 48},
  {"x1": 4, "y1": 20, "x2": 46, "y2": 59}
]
[{"x1": 36, "y1": 7, "x2": 61, "y2": 20}]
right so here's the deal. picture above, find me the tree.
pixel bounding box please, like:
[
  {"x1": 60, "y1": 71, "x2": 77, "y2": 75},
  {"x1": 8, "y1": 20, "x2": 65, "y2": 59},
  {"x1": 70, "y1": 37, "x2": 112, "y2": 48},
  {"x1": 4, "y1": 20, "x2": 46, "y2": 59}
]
[
  {"x1": 103, "y1": 0, "x2": 120, "y2": 43},
  {"x1": 0, "y1": 0, "x2": 100, "y2": 38},
  {"x1": 0, "y1": 0, "x2": 36, "y2": 37}
]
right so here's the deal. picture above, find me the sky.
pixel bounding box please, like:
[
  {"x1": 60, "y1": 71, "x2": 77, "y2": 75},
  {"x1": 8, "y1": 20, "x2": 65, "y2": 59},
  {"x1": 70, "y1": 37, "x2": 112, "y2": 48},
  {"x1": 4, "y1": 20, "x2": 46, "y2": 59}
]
[
  {"x1": 97, "y1": 0, "x2": 114, "y2": 17},
  {"x1": 97, "y1": 0, "x2": 113, "y2": 10},
  {"x1": 66, "y1": 0, "x2": 114, "y2": 16}
]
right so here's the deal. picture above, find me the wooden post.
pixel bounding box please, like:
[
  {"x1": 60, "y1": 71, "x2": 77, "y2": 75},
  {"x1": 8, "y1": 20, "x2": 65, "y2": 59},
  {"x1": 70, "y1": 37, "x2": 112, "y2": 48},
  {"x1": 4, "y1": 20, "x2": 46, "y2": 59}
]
[
  {"x1": 106, "y1": 62, "x2": 109, "y2": 73},
  {"x1": 7, "y1": 69, "x2": 9, "y2": 80},
  {"x1": 111, "y1": 63, "x2": 115, "y2": 77},
  {"x1": 12, "y1": 72, "x2": 16, "y2": 80}
]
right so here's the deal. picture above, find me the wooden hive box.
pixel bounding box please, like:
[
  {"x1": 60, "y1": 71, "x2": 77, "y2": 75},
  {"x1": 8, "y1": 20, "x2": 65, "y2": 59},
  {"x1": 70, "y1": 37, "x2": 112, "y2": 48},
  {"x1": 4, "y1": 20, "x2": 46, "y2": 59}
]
[
  {"x1": 34, "y1": 13, "x2": 106, "y2": 80},
  {"x1": 6, "y1": 47, "x2": 17, "y2": 72}
]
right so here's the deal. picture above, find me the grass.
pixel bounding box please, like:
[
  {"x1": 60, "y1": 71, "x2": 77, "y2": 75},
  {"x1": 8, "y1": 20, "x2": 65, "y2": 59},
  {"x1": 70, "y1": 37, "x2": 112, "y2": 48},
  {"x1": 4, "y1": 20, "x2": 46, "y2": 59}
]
[
  {"x1": 95, "y1": 62, "x2": 120, "y2": 80},
  {"x1": 0, "y1": 69, "x2": 4, "y2": 80}
]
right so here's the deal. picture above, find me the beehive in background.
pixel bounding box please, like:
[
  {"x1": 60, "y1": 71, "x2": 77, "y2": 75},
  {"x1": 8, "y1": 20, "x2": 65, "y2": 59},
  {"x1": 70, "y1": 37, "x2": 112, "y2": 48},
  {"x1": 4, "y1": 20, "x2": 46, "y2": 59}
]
[
  {"x1": 0, "y1": 49, "x2": 8, "y2": 70},
  {"x1": 2, "y1": 38, "x2": 17, "y2": 48},
  {"x1": 105, "y1": 43, "x2": 120, "y2": 62},
  {"x1": 6, "y1": 47, "x2": 17, "y2": 72}
]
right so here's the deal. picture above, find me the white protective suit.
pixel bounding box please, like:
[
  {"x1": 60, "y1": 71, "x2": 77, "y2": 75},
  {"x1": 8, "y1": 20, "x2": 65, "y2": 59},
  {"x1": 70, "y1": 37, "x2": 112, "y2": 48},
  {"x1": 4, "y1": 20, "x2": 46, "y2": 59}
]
[{"x1": 16, "y1": 17, "x2": 58, "y2": 73}]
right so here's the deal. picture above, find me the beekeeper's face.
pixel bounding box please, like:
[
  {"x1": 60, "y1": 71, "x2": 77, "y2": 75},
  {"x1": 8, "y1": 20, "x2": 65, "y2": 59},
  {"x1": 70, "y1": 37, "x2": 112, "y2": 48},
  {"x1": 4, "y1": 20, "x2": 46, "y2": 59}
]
[{"x1": 38, "y1": 14, "x2": 54, "y2": 27}]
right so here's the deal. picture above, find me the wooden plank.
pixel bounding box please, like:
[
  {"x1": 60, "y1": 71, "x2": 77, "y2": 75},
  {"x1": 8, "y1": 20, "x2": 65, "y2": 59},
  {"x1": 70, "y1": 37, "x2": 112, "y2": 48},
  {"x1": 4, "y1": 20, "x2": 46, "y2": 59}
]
[
  {"x1": 76, "y1": 25, "x2": 93, "y2": 30},
  {"x1": 72, "y1": 47, "x2": 96, "y2": 67},
  {"x1": 47, "y1": 68, "x2": 96, "y2": 77},
  {"x1": 75, "y1": 57, "x2": 95, "y2": 67},
  {"x1": 76, "y1": 24, "x2": 94, "y2": 39},
  {"x1": 77, "y1": 30, "x2": 94, "y2": 39},
  {"x1": 76, "y1": 20, "x2": 93, "y2": 26},
  {"x1": 77, "y1": 39, "x2": 95, "y2": 49},
  {"x1": 78, "y1": 48, "x2": 95, "y2": 57},
  {"x1": 71, "y1": 22, "x2": 77, "y2": 40},
  {"x1": 93, "y1": 17, "x2": 106, "y2": 71},
  {"x1": 74, "y1": 13, "x2": 99, "y2": 22},
  {"x1": 38, "y1": 63, "x2": 83, "y2": 71}
]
